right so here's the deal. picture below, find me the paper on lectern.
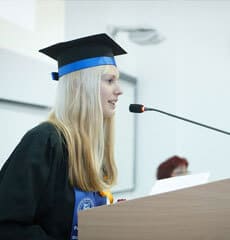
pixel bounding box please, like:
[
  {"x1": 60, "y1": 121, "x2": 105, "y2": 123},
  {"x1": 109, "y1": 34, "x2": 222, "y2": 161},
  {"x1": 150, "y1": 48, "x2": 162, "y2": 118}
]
[{"x1": 149, "y1": 172, "x2": 210, "y2": 195}]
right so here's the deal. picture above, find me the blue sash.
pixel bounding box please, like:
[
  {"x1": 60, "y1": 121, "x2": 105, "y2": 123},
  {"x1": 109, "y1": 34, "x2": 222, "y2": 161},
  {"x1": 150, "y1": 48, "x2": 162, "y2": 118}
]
[{"x1": 70, "y1": 188, "x2": 107, "y2": 240}]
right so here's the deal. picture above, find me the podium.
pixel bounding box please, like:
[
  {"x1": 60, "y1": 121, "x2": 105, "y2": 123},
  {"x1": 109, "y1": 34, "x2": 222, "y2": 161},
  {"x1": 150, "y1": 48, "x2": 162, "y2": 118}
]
[{"x1": 78, "y1": 179, "x2": 230, "y2": 240}]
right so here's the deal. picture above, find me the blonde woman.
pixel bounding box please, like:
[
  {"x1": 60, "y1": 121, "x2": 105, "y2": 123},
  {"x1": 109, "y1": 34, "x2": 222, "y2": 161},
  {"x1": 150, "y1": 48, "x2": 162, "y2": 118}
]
[{"x1": 0, "y1": 33, "x2": 127, "y2": 239}]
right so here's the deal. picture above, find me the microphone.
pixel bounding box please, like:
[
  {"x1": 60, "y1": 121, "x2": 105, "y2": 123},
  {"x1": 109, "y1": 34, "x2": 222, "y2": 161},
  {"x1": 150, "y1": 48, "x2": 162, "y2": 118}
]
[{"x1": 129, "y1": 104, "x2": 230, "y2": 135}]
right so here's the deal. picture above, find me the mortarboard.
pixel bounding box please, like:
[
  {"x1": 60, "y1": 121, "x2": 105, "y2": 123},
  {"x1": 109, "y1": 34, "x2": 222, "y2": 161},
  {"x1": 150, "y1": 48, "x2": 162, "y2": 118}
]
[{"x1": 39, "y1": 33, "x2": 127, "y2": 80}]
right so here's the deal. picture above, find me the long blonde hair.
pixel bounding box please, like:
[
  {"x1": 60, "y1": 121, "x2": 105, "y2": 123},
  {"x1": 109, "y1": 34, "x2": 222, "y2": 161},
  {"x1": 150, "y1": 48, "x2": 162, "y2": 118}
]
[{"x1": 48, "y1": 65, "x2": 118, "y2": 191}]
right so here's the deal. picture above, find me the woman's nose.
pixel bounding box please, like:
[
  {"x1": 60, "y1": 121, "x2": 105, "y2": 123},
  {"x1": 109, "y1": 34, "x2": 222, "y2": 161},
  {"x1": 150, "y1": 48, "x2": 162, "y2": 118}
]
[{"x1": 114, "y1": 83, "x2": 123, "y2": 96}]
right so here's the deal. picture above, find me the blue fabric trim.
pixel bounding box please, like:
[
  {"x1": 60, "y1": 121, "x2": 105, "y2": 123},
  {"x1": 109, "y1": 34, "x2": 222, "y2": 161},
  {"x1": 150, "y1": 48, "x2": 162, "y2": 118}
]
[
  {"x1": 59, "y1": 56, "x2": 116, "y2": 78},
  {"x1": 70, "y1": 188, "x2": 107, "y2": 240}
]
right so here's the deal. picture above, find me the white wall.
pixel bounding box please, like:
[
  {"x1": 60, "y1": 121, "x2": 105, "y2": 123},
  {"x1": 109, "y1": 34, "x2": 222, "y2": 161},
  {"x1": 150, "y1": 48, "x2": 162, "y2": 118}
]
[
  {"x1": 0, "y1": 0, "x2": 65, "y2": 167},
  {"x1": 0, "y1": 0, "x2": 65, "y2": 58},
  {"x1": 1, "y1": 0, "x2": 230, "y2": 201}
]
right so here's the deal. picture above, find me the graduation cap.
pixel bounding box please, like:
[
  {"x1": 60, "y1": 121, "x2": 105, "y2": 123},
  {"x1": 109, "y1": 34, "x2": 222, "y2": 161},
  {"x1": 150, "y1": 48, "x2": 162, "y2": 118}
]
[{"x1": 39, "y1": 33, "x2": 127, "y2": 80}]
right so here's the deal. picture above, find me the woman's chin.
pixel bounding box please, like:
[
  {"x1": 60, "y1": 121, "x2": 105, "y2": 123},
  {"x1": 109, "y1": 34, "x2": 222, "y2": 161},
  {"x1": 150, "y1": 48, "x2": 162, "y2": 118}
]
[{"x1": 103, "y1": 110, "x2": 115, "y2": 118}]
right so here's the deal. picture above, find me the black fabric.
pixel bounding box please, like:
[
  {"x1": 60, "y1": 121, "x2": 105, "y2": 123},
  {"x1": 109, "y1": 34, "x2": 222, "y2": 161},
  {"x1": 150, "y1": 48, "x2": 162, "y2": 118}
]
[
  {"x1": 39, "y1": 33, "x2": 127, "y2": 67},
  {"x1": 0, "y1": 122, "x2": 74, "y2": 240}
]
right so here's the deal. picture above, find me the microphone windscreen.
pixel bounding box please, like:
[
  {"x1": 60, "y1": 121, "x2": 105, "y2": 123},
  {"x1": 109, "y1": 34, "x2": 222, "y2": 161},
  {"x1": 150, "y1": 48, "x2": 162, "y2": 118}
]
[{"x1": 129, "y1": 104, "x2": 144, "y2": 113}]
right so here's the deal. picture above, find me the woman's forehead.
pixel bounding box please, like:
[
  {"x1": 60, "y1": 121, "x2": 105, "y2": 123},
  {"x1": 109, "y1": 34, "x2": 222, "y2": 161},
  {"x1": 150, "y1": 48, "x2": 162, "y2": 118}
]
[{"x1": 102, "y1": 65, "x2": 119, "y2": 76}]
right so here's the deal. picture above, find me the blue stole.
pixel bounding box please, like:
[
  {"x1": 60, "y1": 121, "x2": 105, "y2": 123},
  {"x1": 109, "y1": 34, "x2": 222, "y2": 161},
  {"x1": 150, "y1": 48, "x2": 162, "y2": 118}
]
[{"x1": 70, "y1": 188, "x2": 107, "y2": 240}]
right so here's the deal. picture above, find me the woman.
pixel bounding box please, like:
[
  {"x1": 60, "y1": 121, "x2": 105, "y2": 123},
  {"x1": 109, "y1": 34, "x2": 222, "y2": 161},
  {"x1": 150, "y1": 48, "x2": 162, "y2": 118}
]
[
  {"x1": 0, "y1": 33, "x2": 127, "y2": 239},
  {"x1": 156, "y1": 155, "x2": 189, "y2": 180}
]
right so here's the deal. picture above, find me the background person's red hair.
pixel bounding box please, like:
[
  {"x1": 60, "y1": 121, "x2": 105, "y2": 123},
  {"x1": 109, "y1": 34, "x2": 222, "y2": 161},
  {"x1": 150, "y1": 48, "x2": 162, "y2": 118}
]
[{"x1": 156, "y1": 155, "x2": 189, "y2": 180}]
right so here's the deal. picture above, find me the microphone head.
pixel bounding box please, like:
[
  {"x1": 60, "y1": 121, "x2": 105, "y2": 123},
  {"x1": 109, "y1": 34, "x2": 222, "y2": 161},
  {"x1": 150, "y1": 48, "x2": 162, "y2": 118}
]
[{"x1": 129, "y1": 104, "x2": 145, "y2": 113}]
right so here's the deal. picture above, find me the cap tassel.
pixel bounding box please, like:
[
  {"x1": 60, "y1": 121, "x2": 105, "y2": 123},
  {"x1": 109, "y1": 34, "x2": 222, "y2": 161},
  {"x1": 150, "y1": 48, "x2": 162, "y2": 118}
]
[
  {"x1": 51, "y1": 72, "x2": 59, "y2": 81},
  {"x1": 99, "y1": 190, "x2": 114, "y2": 204}
]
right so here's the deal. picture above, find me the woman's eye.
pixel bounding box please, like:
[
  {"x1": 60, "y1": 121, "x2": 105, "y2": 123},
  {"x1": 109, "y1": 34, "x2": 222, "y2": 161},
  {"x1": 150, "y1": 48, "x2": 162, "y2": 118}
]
[{"x1": 107, "y1": 79, "x2": 113, "y2": 84}]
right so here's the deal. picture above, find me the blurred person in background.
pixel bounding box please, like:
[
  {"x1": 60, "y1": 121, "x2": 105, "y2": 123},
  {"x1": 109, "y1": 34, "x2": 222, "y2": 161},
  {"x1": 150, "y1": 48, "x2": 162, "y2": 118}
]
[{"x1": 156, "y1": 155, "x2": 189, "y2": 180}]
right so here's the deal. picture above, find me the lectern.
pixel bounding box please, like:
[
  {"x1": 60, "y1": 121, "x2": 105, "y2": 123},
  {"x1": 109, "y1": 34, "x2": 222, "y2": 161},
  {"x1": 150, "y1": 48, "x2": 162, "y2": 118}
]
[{"x1": 78, "y1": 179, "x2": 230, "y2": 240}]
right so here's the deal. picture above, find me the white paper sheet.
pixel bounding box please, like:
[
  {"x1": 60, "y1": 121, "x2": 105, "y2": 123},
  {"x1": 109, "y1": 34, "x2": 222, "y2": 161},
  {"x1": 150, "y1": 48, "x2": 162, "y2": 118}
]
[{"x1": 149, "y1": 172, "x2": 210, "y2": 195}]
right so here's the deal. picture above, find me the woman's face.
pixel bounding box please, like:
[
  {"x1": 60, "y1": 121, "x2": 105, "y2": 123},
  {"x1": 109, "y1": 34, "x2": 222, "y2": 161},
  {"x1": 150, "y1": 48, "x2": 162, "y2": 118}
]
[
  {"x1": 171, "y1": 164, "x2": 188, "y2": 177},
  {"x1": 100, "y1": 68, "x2": 123, "y2": 118}
]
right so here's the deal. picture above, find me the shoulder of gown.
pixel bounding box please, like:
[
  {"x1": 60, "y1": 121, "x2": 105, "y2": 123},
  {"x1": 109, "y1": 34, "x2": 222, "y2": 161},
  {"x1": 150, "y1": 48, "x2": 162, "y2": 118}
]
[{"x1": 0, "y1": 121, "x2": 69, "y2": 239}]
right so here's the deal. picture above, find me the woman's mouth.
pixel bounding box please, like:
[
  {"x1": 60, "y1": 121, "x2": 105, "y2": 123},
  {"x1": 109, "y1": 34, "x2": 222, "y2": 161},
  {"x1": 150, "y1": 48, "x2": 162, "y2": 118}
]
[{"x1": 108, "y1": 100, "x2": 117, "y2": 108}]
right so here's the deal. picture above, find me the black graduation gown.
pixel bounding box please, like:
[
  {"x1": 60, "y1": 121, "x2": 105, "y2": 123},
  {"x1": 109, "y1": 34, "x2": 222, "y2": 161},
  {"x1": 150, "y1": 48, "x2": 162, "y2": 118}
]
[{"x1": 0, "y1": 122, "x2": 75, "y2": 240}]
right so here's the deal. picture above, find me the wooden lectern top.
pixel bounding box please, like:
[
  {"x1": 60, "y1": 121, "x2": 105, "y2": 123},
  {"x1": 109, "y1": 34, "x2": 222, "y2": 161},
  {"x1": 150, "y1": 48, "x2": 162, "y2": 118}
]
[{"x1": 79, "y1": 178, "x2": 230, "y2": 240}]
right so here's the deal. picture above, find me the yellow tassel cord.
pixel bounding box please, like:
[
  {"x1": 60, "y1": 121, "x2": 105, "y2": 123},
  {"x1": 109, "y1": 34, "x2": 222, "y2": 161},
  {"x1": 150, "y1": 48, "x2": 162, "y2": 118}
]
[{"x1": 99, "y1": 190, "x2": 114, "y2": 204}]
